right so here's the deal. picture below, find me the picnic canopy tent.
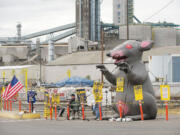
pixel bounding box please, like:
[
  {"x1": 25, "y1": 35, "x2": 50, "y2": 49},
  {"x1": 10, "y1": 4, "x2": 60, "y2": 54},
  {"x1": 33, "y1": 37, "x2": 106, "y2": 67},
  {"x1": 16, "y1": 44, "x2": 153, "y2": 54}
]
[{"x1": 51, "y1": 76, "x2": 94, "y2": 87}]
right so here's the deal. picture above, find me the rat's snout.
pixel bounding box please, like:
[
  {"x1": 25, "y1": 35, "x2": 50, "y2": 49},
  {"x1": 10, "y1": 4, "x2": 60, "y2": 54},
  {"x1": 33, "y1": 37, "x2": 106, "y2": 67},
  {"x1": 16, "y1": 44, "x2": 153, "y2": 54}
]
[
  {"x1": 111, "y1": 50, "x2": 124, "y2": 58},
  {"x1": 106, "y1": 52, "x2": 111, "y2": 57}
]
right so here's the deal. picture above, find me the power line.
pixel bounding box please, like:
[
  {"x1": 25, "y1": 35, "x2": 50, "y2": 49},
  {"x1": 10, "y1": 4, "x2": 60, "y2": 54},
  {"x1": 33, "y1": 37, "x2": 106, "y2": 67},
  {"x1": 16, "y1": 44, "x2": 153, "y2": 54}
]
[
  {"x1": 144, "y1": 0, "x2": 175, "y2": 22},
  {"x1": 46, "y1": 62, "x2": 115, "y2": 67}
]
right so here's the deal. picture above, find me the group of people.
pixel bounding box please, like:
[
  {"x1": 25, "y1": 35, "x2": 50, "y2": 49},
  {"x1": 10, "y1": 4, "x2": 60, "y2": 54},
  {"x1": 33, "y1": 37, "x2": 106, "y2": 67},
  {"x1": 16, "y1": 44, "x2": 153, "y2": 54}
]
[{"x1": 57, "y1": 94, "x2": 103, "y2": 120}]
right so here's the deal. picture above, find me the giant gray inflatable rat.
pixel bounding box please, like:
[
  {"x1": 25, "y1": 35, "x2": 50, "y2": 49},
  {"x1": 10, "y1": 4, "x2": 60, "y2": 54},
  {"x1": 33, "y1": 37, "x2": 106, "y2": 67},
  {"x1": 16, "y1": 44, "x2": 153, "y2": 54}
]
[{"x1": 97, "y1": 40, "x2": 157, "y2": 120}]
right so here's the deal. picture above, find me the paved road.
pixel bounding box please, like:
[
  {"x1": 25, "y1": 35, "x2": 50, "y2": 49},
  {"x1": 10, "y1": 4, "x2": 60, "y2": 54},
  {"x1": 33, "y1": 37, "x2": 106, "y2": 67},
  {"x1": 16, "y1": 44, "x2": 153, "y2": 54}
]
[{"x1": 0, "y1": 115, "x2": 180, "y2": 135}]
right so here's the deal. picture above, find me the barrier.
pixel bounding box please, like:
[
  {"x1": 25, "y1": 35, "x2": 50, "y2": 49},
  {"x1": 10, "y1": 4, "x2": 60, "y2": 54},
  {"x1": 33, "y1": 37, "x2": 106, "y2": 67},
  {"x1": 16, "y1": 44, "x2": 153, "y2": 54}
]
[
  {"x1": 7, "y1": 100, "x2": 9, "y2": 111},
  {"x1": 29, "y1": 102, "x2": 31, "y2": 113},
  {"x1": 67, "y1": 104, "x2": 70, "y2": 120},
  {"x1": 99, "y1": 103, "x2": 102, "y2": 120},
  {"x1": 13, "y1": 98, "x2": 180, "y2": 122},
  {"x1": 4, "y1": 100, "x2": 6, "y2": 110},
  {"x1": 165, "y1": 101, "x2": 168, "y2": 121},
  {"x1": 81, "y1": 103, "x2": 85, "y2": 120},
  {"x1": 1, "y1": 85, "x2": 174, "y2": 122},
  {"x1": 139, "y1": 101, "x2": 144, "y2": 120},
  {"x1": 55, "y1": 104, "x2": 57, "y2": 120},
  {"x1": 0, "y1": 82, "x2": 173, "y2": 122},
  {"x1": 50, "y1": 106, "x2": 53, "y2": 120},
  {"x1": 118, "y1": 101, "x2": 122, "y2": 118},
  {"x1": 10, "y1": 100, "x2": 12, "y2": 111},
  {"x1": 19, "y1": 99, "x2": 21, "y2": 112},
  {"x1": 0, "y1": 97, "x2": 2, "y2": 110}
]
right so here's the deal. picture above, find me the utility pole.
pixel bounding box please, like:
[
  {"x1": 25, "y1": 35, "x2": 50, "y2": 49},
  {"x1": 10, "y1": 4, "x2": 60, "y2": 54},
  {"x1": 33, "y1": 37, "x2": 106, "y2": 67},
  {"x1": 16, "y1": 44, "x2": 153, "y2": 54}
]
[
  {"x1": 36, "y1": 38, "x2": 42, "y2": 85},
  {"x1": 40, "y1": 46, "x2": 42, "y2": 85},
  {"x1": 126, "y1": 0, "x2": 129, "y2": 40},
  {"x1": 101, "y1": 28, "x2": 104, "y2": 83}
]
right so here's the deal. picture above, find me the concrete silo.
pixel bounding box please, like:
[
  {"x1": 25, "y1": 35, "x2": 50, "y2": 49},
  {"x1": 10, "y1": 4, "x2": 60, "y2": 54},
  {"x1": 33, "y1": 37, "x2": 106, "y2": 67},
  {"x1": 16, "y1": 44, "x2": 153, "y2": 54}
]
[
  {"x1": 113, "y1": 0, "x2": 134, "y2": 25},
  {"x1": 76, "y1": 0, "x2": 101, "y2": 42},
  {"x1": 152, "y1": 27, "x2": 176, "y2": 46}
]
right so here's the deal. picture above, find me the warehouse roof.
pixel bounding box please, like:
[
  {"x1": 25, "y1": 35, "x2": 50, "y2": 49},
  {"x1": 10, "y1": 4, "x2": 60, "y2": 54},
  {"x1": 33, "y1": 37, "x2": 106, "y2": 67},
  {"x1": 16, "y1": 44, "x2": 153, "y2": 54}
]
[
  {"x1": 47, "y1": 51, "x2": 108, "y2": 65},
  {"x1": 47, "y1": 46, "x2": 180, "y2": 66},
  {"x1": 143, "y1": 46, "x2": 180, "y2": 61}
]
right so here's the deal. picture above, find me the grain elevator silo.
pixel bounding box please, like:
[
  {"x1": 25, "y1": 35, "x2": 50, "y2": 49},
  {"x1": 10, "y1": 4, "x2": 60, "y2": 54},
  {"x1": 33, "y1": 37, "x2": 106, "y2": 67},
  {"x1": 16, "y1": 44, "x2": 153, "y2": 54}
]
[
  {"x1": 113, "y1": 0, "x2": 134, "y2": 25},
  {"x1": 76, "y1": 0, "x2": 101, "y2": 42}
]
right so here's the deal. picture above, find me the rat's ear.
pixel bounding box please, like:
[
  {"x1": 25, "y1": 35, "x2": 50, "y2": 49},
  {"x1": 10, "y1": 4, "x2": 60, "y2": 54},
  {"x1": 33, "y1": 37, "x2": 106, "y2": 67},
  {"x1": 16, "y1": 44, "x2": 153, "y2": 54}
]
[{"x1": 140, "y1": 40, "x2": 153, "y2": 51}]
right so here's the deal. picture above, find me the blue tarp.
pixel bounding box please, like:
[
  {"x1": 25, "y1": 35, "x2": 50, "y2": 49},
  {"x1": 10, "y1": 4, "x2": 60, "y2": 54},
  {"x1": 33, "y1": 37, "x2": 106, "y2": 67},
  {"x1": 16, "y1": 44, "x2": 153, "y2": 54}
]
[{"x1": 53, "y1": 76, "x2": 94, "y2": 87}]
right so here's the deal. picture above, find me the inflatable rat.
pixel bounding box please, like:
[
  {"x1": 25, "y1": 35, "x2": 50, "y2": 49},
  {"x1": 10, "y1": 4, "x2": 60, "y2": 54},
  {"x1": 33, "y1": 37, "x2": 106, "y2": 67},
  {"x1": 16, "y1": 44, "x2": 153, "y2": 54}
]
[{"x1": 97, "y1": 40, "x2": 157, "y2": 121}]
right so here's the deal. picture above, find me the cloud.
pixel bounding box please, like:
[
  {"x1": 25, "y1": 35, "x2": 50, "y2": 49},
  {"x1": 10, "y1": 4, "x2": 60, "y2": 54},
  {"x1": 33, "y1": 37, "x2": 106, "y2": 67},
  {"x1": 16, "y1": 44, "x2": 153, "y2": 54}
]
[
  {"x1": 0, "y1": 0, "x2": 179, "y2": 38},
  {"x1": 0, "y1": 0, "x2": 75, "y2": 36},
  {"x1": 135, "y1": 0, "x2": 180, "y2": 24}
]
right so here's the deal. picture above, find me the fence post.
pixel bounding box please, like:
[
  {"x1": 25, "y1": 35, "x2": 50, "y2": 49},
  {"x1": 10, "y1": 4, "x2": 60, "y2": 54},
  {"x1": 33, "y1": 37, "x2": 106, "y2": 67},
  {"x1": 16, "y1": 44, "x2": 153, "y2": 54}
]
[
  {"x1": 118, "y1": 101, "x2": 122, "y2": 118},
  {"x1": 50, "y1": 106, "x2": 52, "y2": 120},
  {"x1": 81, "y1": 103, "x2": 85, "y2": 120},
  {"x1": 10, "y1": 100, "x2": 12, "y2": 111},
  {"x1": 99, "y1": 103, "x2": 102, "y2": 120},
  {"x1": 139, "y1": 100, "x2": 144, "y2": 121},
  {"x1": 67, "y1": 104, "x2": 70, "y2": 120},
  {"x1": 4, "y1": 100, "x2": 6, "y2": 110},
  {"x1": 7, "y1": 100, "x2": 9, "y2": 111},
  {"x1": 0, "y1": 90, "x2": 3, "y2": 110},
  {"x1": 29, "y1": 102, "x2": 31, "y2": 113},
  {"x1": 19, "y1": 99, "x2": 21, "y2": 112},
  {"x1": 165, "y1": 101, "x2": 168, "y2": 121},
  {"x1": 55, "y1": 104, "x2": 57, "y2": 120}
]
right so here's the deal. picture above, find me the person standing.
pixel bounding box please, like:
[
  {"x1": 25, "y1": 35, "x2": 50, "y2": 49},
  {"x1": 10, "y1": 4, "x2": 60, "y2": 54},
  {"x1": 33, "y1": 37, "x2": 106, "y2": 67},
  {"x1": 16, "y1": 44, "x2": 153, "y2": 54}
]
[
  {"x1": 69, "y1": 94, "x2": 80, "y2": 120},
  {"x1": 94, "y1": 102, "x2": 103, "y2": 120}
]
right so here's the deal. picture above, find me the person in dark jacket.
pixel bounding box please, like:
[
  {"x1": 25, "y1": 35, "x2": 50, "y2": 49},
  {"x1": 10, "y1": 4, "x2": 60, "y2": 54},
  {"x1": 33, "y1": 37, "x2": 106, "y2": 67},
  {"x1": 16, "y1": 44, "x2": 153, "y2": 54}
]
[
  {"x1": 69, "y1": 94, "x2": 80, "y2": 120},
  {"x1": 57, "y1": 105, "x2": 65, "y2": 117}
]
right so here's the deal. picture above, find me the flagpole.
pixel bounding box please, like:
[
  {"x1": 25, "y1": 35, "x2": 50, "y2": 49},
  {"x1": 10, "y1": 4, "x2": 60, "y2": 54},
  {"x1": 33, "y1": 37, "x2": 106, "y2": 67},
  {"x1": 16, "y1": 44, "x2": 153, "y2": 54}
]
[
  {"x1": 24, "y1": 69, "x2": 28, "y2": 100},
  {"x1": 10, "y1": 70, "x2": 15, "y2": 112},
  {"x1": 0, "y1": 87, "x2": 4, "y2": 111},
  {"x1": 1, "y1": 71, "x2": 5, "y2": 110}
]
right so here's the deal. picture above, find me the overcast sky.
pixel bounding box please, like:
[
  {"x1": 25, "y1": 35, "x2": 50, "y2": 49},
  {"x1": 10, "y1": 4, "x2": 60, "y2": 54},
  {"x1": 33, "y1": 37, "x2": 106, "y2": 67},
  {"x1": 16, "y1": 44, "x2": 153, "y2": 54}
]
[{"x1": 0, "y1": 0, "x2": 179, "y2": 38}]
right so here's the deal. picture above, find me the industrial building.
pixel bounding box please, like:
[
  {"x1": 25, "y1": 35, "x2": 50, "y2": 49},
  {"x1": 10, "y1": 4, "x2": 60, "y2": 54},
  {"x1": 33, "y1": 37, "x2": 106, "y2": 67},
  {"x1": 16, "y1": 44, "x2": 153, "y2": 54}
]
[
  {"x1": 1, "y1": 0, "x2": 180, "y2": 112},
  {"x1": 2, "y1": 45, "x2": 180, "y2": 99},
  {"x1": 0, "y1": 0, "x2": 179, "y2": 65},
  {"x1": 44, "y1": 46, "x2": 180, "y2": 82},
  {"x1": 0, "y1": 0, "x2": 180, "y2": 86},
  {"x1": 113, "y1": 0, "x2": 134, "y2": 25},
  {"x1": 2, "y1": 46, "x2": 180, "y2": 83},
  {"x1": 149, "y1": 55, "x2": 180, "y2": 82},
  {"x1": 76, "y1": 0, "x2": 101, "y2": 42},
  {"x1": 119, "y1": 24, "x2": 180, "y2": 46}
]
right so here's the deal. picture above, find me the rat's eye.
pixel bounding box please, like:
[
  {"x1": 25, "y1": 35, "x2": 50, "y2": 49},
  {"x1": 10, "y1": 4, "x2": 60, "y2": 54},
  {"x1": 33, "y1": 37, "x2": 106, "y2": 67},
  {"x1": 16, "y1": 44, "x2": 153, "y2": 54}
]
[{"x1": 126, "y1": 44, "x2": 133, "y2": 49}]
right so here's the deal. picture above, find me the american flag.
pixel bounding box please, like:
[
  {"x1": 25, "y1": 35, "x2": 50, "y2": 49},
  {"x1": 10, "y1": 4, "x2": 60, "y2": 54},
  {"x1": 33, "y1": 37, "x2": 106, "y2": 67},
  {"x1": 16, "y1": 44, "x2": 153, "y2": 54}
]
[{"x1": 2, "y1": 75, "x2": 23, "y2": 100}]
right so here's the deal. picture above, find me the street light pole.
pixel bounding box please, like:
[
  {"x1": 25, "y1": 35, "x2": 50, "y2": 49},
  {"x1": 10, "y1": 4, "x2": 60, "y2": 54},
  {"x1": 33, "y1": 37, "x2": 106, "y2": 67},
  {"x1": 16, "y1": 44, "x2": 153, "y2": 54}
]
[
  {"x1": 127, "y1": 0, "x2": 129, "y2": 40},
  {"x1": 36, "y1": 38, "x2": 42, "y2": 85}
]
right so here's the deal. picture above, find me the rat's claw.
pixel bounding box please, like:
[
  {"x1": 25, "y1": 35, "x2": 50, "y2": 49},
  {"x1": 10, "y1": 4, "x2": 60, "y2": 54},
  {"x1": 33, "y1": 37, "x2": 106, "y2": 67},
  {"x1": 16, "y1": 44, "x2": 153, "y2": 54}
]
[
  {"x1": 96, "y1": 64, "x2": 108, "y2": 73},
  {"x1": 116, "y1": 62, "x2": 129, "y2": 67},
  {"x1": 96, "y1": 64, "x2": 106, "y2": 69}
]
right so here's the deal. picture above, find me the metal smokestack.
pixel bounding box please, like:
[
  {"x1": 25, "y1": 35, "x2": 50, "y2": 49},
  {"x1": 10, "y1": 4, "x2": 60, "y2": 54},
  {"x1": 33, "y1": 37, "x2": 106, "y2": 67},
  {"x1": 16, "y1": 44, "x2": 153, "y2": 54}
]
[
  {"x1": 48, "y1": 40, "x2": 55, "y2": 62},
  {"x1": 16, "y1": 23, "x2": 22, "y2": 41}
]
